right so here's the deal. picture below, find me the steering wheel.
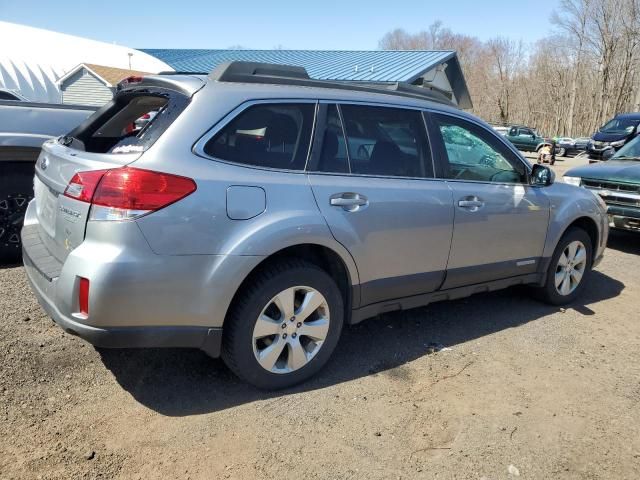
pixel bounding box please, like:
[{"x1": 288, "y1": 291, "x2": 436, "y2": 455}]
[
  {"x1": 453, "y1": 167, "x2": 469, "y2": 180},
  {"x1": 479, "y1": 154, "x2": 496, "y2": 167}
]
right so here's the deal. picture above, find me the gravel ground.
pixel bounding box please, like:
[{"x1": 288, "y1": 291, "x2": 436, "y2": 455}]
[{"x1": 1, "y1": 154, "x2": 640, "y2": 479}]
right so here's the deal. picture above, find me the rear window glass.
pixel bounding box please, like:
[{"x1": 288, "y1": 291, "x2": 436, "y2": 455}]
[
  {"x1": 65, "y1": 88, "x2": 189, "y2": 154},
  {"x1": 203, "y1": 103, "x2": 315, "y2": 170}
]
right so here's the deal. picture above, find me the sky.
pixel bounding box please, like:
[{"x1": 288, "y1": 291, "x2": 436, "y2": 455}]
[{"x1": 0, "y1": 0, "x2": 560, "y2": 50}]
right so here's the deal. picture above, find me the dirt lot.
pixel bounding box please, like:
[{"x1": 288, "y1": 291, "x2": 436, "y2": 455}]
[{"x1": 2, "y1": 154, "x2": 640, "y2": 480}]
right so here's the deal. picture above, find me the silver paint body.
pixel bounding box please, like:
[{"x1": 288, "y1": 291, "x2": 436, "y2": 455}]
[{"x1": 22, "y1": 76, "x2": 609, "y2": 345}]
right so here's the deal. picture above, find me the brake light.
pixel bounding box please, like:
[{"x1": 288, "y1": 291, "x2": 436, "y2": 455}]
[
  {"x1": 64, "y1": 170, "x2": 109, "y2": 202},
  {"x1": 78, "y1": 277, "x2": 89, "y2": 316},
  {"x1": 64, "y1": 167, "x2": 196, "y2": 221}
]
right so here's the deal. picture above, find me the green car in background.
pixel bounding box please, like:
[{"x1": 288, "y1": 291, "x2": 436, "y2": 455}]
[{"x1": 505, "y1": 125, "x2": 550, "y2": 153}]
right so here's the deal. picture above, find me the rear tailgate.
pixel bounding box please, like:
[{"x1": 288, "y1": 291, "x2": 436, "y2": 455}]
[
  {"x1": 33, "y1": 144, "x2": 139, "y2": 262},
  {"x1": 29, "y1": 81, "x2": 198, "y2": 264}
]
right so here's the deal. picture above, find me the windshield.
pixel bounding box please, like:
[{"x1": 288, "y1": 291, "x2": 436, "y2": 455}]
[
  {"x1": 599, "y1": 117, "x2": 639, "y2": 134},
  {"x1": 612, "y1": 135, "x2": 640, "y2": 159}
]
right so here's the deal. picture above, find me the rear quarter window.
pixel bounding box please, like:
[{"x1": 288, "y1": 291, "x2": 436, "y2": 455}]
[{"x1": 203, "y1": 103, "x2": 316, "y2": 170}]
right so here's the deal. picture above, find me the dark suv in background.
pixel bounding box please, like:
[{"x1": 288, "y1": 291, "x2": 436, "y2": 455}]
[{"x1": 588, "y1": 112, "x2": 640, "y2": 162}]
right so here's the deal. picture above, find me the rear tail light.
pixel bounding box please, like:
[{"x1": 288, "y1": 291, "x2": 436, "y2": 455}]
[
  {"x1": 63, "y1": 167, "x2": 196, "y2": 221},
  {"x1": 64, "y1": 169, "x2": 109, "y2": 203},
  {"x1": 78, "y1": 277, "x2": 90, "y2": 316}
]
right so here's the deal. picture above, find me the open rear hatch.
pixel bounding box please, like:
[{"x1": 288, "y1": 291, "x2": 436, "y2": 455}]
[{"x1": 31, "y1": 81, "x2": 195, "y2": 265}]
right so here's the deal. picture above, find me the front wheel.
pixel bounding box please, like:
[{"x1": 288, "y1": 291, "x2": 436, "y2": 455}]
[
  {"x1": 222, "y1": 259, "x2": 344, "y2": 389},
  {"x1": 535, "y1": 227, "x2": 592, "y2": 305}
]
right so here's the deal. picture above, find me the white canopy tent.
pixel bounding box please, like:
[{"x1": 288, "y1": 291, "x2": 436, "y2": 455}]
[{"x1": 0, "y1": 21, "x2": 171, "y2": 103}]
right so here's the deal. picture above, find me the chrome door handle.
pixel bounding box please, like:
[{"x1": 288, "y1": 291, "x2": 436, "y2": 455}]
[
  {"x1": 458, "y1": 196, "x2": 484, "y2": 211},
  {"x1": 330, "y1": 193, "x2": 368, "y2": 211}
]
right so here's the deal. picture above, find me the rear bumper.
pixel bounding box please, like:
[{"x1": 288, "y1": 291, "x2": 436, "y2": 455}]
[
  {"x1": 23, "y1": 252, "x2": 223, "y2": 356},
  {"x1": 20, "y1": 199, "x2": 264, "y2": 358}
]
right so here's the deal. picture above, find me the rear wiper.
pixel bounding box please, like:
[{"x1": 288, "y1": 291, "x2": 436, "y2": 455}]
[{"x1": 59, "y1": 135, "x2": 74, "y2": 146}]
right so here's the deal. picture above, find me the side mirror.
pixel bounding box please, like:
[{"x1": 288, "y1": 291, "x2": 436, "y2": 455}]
[
  {"x1": 602, "y1": 147, "x2": 615, "y2": 160},
  {"x1": 531, "y1": 164, "x2": 555, "y2": 186}
]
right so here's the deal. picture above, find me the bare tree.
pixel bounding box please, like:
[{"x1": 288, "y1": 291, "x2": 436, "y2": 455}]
[{"x1": 379, "y1": 2, "x2": 640, "y2": 137}]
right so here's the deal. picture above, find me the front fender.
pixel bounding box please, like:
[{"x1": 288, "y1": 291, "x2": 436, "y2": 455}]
[{"x1": 542, "y1": 183, "x2": 607, "y2": 260}]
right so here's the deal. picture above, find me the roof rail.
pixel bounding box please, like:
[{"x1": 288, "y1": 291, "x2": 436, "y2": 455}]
[
  {"x1": 209, "y1": 61, "x2": 309, "y2": 81},
  {"x1": 207, "y1": 61, "x2": 455, "y2": 107},
  {"x1": 158, "y1": 70, "x2": 210, "y2": 75}
]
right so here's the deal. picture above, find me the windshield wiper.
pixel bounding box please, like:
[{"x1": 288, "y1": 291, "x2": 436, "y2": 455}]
[{"x1": 613, "y1": 155, "x2": 640, "y2": 160}]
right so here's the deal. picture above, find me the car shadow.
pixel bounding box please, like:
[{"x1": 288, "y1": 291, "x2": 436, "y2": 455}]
[
  {"x1": 607, "y1": 229, "x2": 640, "y2": 255},
  {"x1": 99, "y1": 270, "x2": 624, "y2": 417}
]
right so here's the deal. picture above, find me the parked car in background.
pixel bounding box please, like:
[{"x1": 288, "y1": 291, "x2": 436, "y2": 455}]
[
  {"x1": 574, "y1": 137, "x2": 591, "y2": 151},
  {"x1": 505, "y1": 125, "x2": 550, "y2": 152},
  {"x1": 588, "y1": 112, "x2": 640, "y2": 162},
  {"x1": 21, "y1": 62, "x2": 608, "y2": 389},
  {"x1": 565, "y1": 135, "x2": 640, "y2": 233},
  {"x1": 0, "y1": 99, "x2": 95, "y2": 262},
  {"x1": 492, "y1": 125, "x2": 509, "y2": 136},
  {"x1": 555, "y1": 137, "x2": 581, "y2": 157}
]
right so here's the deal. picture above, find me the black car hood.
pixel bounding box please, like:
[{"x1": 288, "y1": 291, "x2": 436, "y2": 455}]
[
  {"x1": 592, "y1": 131, "x2": 630, "y2": 142},
  {"x1": 567, "y1": 160, "x2": 640, "y2": 184}
]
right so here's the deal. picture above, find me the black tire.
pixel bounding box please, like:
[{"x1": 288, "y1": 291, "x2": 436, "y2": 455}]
[
  {"x1": 535, "y1": 227, "x2": 593, "y2": 305},
  {"x1": 0, "y1": 162, "x2": 35, "y2": 264},
  {"x1": 558, "y1": 147, "x2": 566, "y2": 157},
  {"x1": 222, "y1": 259, "x2": 344, "y2": 389}
]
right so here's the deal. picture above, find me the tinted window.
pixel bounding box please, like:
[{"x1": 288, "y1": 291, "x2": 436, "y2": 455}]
[
  {"x1": 339, "y1": 104, "x2": 433, "y2": 178},
  {"x1": 600, "y1": 117, "x2": 639, "y2": 134},
  {"x1": 204, "y1": 103, "x2": 315, "y2": 170},
  {"x1": 433, "y1": 114, "x2": 526, "y2": 184},
  {"x1": 0, "y1": 91, "x2": 20, "y2": 101},
  {"x1": 314, "y1": 105, "x2": 350, "y2": 173}
]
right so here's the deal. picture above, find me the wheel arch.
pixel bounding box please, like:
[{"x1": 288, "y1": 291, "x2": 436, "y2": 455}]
[
  {"x1": 563, "y1": 216, "x2": 599, "y2": 262},
  {"x1": 224, "y1": 243, "x2": 359, "y2": 328}
]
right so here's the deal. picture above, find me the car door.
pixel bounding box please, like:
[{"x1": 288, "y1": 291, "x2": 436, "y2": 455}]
[
  {"x1": 307, "y1": 103, "x2": 454, "y2": 307},
  {"x1": 427, "y1": 112, "x2": 550, "y2": 289}
]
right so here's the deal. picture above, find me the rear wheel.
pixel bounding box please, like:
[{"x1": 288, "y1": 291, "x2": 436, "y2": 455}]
[
  {"x1": 0, "y1": 163, "x2": 34, "y2": 264},
  {"x1": 222, "y1": 259, "x2": 344, "y2": 389},
  {"x1": 536, "y1": 227, "x2": 592, "y2": 305}
]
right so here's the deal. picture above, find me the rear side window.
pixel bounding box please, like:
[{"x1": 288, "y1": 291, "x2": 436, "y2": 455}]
[
  {"x1": 65, "y1": 88, "x2": 189, "y2": 154},
  {"x1": 204, "y1": 103, "x2": 315, "y2": 170},
  {"x1": 339, "y1": 104, "x2": 433, "y2": 178},
  {"x1": 314, "y1": 104, "x2": 350, "y2": 173}
]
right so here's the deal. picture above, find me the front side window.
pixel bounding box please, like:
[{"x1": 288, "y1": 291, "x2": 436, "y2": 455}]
[
  {"x1": 339, "y1": 104, "x2": 433, "y2": 178},
  {"x1": 433, "y1": 114, "x2": 527, "y2": 184},
  {"x1": 204, "y1": 103, "x2": 315, "y2": 170}
]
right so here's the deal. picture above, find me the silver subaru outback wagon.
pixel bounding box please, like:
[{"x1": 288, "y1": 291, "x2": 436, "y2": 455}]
[{"x1": 22, "y1": 62, "x2": 608, "y2": 389}]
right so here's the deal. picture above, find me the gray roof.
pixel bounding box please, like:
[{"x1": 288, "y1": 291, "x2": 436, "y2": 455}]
[{"x1": 141, "y1": 49, "x2": 472, "y2": 108}]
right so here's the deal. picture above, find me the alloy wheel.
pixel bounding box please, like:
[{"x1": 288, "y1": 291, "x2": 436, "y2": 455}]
[
  {"x1": 554, "y1": 240, "x2": 587, "y2": 296},
  {"x1": 252, "y1": 286, "x2": 330, "y2": 374},
  {"x1": 0, "y1": 194, "x2": 30, "y2": 248}
]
